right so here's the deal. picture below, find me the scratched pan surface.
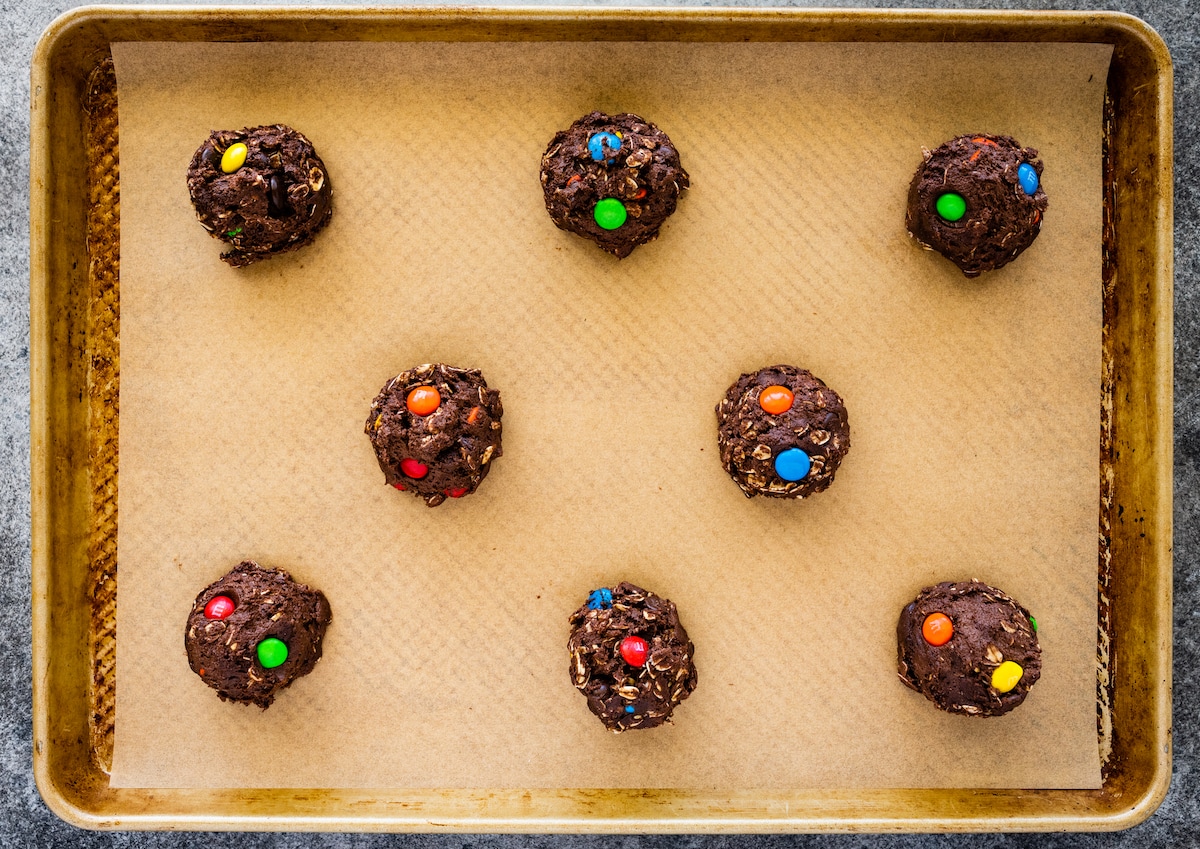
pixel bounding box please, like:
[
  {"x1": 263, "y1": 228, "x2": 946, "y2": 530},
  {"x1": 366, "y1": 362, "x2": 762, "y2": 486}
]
[{"x1": 29, "y1": 6, "x2": 1171, "y2": 832}]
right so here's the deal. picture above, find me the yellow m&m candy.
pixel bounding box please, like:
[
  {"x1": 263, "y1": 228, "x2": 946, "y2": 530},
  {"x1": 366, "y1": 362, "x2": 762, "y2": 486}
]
[
  {"x1": 220, "y1": 142, "x2": 248, "y2": 173},
  {"x1": 991, "y1": 660, "x2": 1024, "y2": 694}
]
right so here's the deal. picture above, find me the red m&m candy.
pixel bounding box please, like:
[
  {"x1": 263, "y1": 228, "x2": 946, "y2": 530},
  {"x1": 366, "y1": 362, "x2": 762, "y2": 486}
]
[
  {"x1": 446, "y1": 487, "x2": 468, "y2": 498},
  {"x1": 204, "y1": 595, "x2": 235, "y2": 620},
  {"x1": 619, "y1": 635, "x2": 648, "y2": 667},
  {"x1": 400, "y1": 458, "x2": 428, "y2": 479}
]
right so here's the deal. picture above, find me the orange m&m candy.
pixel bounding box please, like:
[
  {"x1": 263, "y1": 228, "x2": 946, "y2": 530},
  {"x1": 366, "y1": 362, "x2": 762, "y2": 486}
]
[
  {"x1": 759, "y1": 385, "x2": 794, "y2": 415},
  {"x1": 406, "y1": 386, "x2": 441, "y2": 416},
  {"x1": 922, "y1": 612, "x2": 953, "y2": 646}
]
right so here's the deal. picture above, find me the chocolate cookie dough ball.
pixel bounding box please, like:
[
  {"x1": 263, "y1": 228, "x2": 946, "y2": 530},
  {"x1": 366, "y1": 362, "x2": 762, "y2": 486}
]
[
  {"x1": 896, "y1": 580, "x2": 1041, "y2": 717},
  {"x1": 187, "y1": 124, "x2": 333, "y2": 267},
  {"x1": 184, "y1": 561, "x2": 332, "y2": 709},
  {"x1": 540, "y1": 111, "x2": 689, "y2": 258},
  {"x1": 568, "y1": 582, "x2": 698, "y2": 732},
  {"x1": 365, "y1": 363, "x2": 503, "y2": 507},
  {"x1": 905, "y1": 134, "x2": 1047, "y2": 277},
  {"x1": 715, "y1": 365, "x2": 850, "y2": 499}
]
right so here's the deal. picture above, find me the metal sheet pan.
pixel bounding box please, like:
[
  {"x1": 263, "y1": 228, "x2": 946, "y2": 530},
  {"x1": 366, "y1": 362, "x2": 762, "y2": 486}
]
[{"x1": 30, "y1": 6, "x2": 1172, "y2": 831}]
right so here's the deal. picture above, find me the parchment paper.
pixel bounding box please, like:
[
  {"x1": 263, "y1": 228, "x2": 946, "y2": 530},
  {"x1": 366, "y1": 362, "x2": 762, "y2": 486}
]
[{"x1": 110, "y1": 40, "x2": 1112, "y2": 789}]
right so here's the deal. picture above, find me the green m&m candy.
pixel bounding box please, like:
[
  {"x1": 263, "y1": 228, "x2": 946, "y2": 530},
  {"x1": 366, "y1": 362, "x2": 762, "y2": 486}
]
[
  {"x1": 256, "y1": 637, "x2": 288, "y2": 669},
  {"x1": 936, "y1": 192, "x2": 966, "y2": 222},
  {"x1": 593, "y1": 198, "x2": 628, "y2": 230}
]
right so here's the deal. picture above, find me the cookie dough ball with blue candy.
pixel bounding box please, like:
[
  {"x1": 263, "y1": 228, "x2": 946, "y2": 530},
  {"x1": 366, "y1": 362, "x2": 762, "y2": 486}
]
[
  {"x1": 715, "y1": 365, "x2": 851, "y2": 499},
  {"x1": 539, "y1": 111, "x2": 689, "y2": 258},
  {"x1": 905, "y1": 134, "x2": 1047, "y2": 277},
  {"x1": 568, "y1": 582, "x2": 698, "y2": 732}
]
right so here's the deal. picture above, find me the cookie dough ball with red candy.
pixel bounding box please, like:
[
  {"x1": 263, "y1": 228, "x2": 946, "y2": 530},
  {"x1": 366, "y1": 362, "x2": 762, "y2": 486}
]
[
  {"x1": 567, "y1": 582, "x2": 698, "y2": 732},
  {"x1": 365, "y1": 363, "x2": 503, "y2": 507},
  {"x1": 540, "y1": 111, "x2": 689, "y2": 258},
  {"x1": 715, "y1": 364, "x2": 851, "y2": 499},
  {"x1": 184, "y1": 561, "x2": 332, "y2": 709},
  {"x1": 905, "y1": 133, "x2": 1047, "y2": 277},
  {"x1": 896, "y1": 580, "x2": 1042, "y2": 717}
]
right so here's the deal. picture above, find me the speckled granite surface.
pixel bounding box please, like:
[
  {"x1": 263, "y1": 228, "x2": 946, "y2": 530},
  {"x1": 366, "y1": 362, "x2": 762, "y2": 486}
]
[{"x1": 4, "y1": 0, "x2": 1195, "y2": 845}]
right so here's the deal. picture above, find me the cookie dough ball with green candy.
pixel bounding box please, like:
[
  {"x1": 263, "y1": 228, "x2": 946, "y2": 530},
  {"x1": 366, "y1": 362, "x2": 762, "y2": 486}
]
[
  {"x1": 905, "y1": 133, "x2": 1047, "y2": 277},
  {"x1": 896, "y1": 580, "x2": 1042, "y2": 717},
  {"x1": 540, "y1": 111, "x2": 689, "y2": 258},
  {"x1": 187, "y1": 124, "x2": 333, "y2": 267}
]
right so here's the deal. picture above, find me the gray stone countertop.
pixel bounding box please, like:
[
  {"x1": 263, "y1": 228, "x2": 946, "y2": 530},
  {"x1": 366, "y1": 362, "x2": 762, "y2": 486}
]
[{"x1": 2, "y1": 0, "x2": 1195, "y2": 846}]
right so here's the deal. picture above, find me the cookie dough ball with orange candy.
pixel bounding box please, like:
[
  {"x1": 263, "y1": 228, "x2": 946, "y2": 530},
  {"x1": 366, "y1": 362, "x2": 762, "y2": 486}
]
[{"x1": 365, "y1": 363, "x2": 503, "y2": 507}]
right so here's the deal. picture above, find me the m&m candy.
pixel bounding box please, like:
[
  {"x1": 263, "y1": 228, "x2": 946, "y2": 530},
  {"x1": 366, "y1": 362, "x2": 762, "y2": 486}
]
[
  {"x1": 620, "y1": 635, "x2": 649, "y2": 667},
  {"x1": 594, "y1": 198, "x2": 627, "y2": 230},
  {"x1": 587, "y1": 588, "x2": 613, "y2": 610},
  {"x1": 759, "y1": 385, "x2": 794, "y2": 415},
  {"x1": 1017, "y1": 162, "x2": 1039, "y2": 195},
  {"x1": 399, "y1": 458, "x2": 428, "y2": 479},
  {"x1": 256, "y1": 637, "x2": 288, "y2": 669},
  {"x1": 220, "y1": 142, "x2": 248, "y2": 174},
  {"x1": 936, "y1": 192, "x2": 966, "y2": 222},
  {"x1": 991, "y1": 660, "x2": 1024, "y2": 694},
  {"x1": 774, "y1": 447, "x2": 811, "y2": 482},
  {"x1": 587, "y1": 131, "x2": 622, "y2": 164},
  {"x1": 921, "y1": 612, "x2": 953, "y2": 646},
  {"x1": 406, "y1": 386, "x2": 441, "y2": 416},
  {"x1": 204, "y1": 595, "x2": 235, "y2": 620}
]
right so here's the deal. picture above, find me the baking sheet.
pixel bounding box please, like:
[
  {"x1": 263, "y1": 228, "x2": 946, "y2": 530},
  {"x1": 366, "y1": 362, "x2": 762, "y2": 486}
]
[{"x1": 109, "y1": 40, "x2": 1111, "y2": 790}]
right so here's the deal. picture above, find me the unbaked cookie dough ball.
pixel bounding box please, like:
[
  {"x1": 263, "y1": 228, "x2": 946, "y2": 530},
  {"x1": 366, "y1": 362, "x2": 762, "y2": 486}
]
[
  {"x1": 905, "y1": 133, "x2": 1047, "y2": 277},
  {"x1": 896, "y1": 580, "x2": 1042, "y2": 717},
  {"x1": 184, "y1": 561, "x2": 332, "y2": 709},
  {"x1": 540, "y1": 111, "x2": 689, "y2": 258},
  {"x1": 715, "y1": 364, "x2": 850, "y2": 499},
  {"x1": 365, "y1": 363, "x2": 503, "y2": 507},
  {"x1": 187, "y1": 124, "x2": 333, "y2": 267},
  {"x1": 567, "y1": 582, "x2": 698, "y2": 732}
]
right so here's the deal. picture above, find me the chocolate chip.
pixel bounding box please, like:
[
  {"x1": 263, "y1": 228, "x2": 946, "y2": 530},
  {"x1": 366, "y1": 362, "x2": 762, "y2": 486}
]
[
  {"x1": 203, "y1": 144, "x2": 223, "y2": 171},
  {"x1": 268, "y1": 175, "x2": 290, "y2": 217}
]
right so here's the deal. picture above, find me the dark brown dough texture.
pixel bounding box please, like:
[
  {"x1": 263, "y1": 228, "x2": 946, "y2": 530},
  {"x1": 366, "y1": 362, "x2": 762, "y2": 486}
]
[
  {"x1": 905, "y1": 133, "x2": 1047, "y2": 277},
  {"x1": 896, "y1": 580, "x2": 1041, "y2": 717},
  {"x1": 568, "y1": 582, "x2": 698, "y2": 732},
  {"x1": 184, "y1": 561, "x2": 332, "y2": 709},
  {"x1": 540, "y1": 111, "x2": 689, "y2": 258},
  {"x1": 365, "y1": 363, "x2": 503, "y2": 507},
  {"x1": 187, "y1": 124, "x2": 333, "y2": 268},
  {"x1": 715, "y1": 365, "x2": 851, "y2": 499}
]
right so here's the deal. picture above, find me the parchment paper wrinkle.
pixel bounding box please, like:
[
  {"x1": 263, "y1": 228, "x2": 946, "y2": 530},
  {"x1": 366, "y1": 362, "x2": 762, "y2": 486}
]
[{"x1": 111, "y1": 41, "x2": 1111, "y2": 789}]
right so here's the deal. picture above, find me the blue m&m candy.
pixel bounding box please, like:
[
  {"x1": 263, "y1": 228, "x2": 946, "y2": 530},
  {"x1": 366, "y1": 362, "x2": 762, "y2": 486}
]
[
  {"x1": 587, "y1": 588, "x2": 613, "y2": 610},
  {"x1": 588, "y1": 131, "x2": 622, "y2": 164},
  {"x1": 624, "y1": 705, "x2": 635, "y2": 714},
  {"x1": 1017, "y1": 163, "x2": 1039, "y2": 195},
  {"x1": 774, "y1": 448, "x2": 811, "y2": 482}
]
